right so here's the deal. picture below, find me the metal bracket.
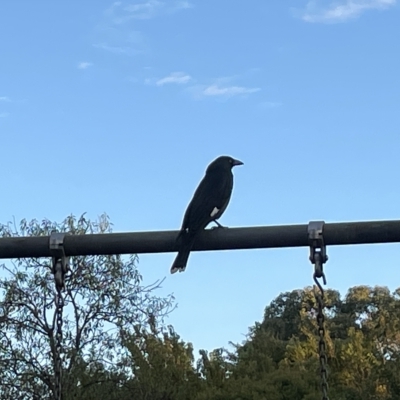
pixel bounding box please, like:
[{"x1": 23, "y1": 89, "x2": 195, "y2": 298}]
[
  {"x1": 49, "y1": 231, "x2": 69, "y2": 291},
  {"x1": 308, "y1": 221, "x2": 328, "y2": 289}
]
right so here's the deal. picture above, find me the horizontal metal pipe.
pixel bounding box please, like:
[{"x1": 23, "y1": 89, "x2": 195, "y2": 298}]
[{"x1": 0, "y1": 220, "x2": 399, "y2": 259}]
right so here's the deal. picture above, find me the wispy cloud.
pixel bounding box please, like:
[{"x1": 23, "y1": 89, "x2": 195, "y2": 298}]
[
  {"x1": 301, "y1": 0, "x2": 396, "y2": 23},
  {"x1": 95, "y1": 2, "x2": 191, "y2": 57},
  {"x1": 122, "y1": 0, "x2": 163, "y2": 20},
  {"x1": 0, "y1": 112, "x2": 9, "y2": 118},
  {"x1": 94, "y1": 6, "x2": 148, "y2": 56},
  {"x1": 77, "y1": 62, "x2": 93, "y2": 69},
  {"x1": 106, "y1": 0, "x2": 193, "y2": 23},
  {"x1": 201, "y1": 84, "x2": 260, "y2": 98},
  {"x1": 0, "y1": 96, "x2": 11, "y2": 102},
  {"x1": 186, "y1": 83, "x2": 261, "y2": 100},
  {"x1": 175, "y1": 1, "x2": 193, "y2": 9},
  {"x1": 156, "y1": 72, "x2": 191, "y2": 86},
  {"x1": 144, "y1": 71, "x2": 261, "y2": 100}
]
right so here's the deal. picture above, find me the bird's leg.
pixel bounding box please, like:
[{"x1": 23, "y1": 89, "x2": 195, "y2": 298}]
[{"x1": 212, "y1": 220, "x2": 226, "y2": 229}]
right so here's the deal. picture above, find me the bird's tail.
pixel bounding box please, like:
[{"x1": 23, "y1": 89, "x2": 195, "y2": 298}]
[{"x1": 170, "y1": 232, "x2": 195, "y2": 274}]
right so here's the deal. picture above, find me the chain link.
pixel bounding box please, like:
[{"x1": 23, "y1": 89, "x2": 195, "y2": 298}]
[
  {"x1": 54, "y1": 287, "x2": 64, "y2": 400},
  {"x1": 308, "y1": 221, "x2": 329, "y2": 400},
  {"x1": 314, "y1": 287, "x2": 329, "y2": 400}
]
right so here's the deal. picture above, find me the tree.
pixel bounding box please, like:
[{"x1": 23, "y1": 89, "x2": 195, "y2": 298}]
[
  {"x1": 0, "y1": 214, "x2": 174, "y2": 400},
  {"x1": 230, "y1": 286, "x2": 400, "y2": 400},
  {"x1": 122, "y1": 323, "x2": 201, "y2": 399}
]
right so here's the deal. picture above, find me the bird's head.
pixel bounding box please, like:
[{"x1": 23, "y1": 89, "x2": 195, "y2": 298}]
[{"x1": 207, "y1": 156, "x2": 244, "y2": 172}]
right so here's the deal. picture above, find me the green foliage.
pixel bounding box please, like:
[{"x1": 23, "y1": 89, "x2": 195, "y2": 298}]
[
  {"x1": 0, "y1": 214, "x2": 174, "y2": 400},
  {"x1": 193, "y1": 286, "x2": 400, "y2": 400},
  {"x1": 122, "y1": 323, "x2": 201, "y2": 399}
]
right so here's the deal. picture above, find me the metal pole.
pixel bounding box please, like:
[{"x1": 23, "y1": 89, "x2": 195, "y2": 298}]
[{"x1": 0, "y1": 219, "x2": 400, "y2": 259}]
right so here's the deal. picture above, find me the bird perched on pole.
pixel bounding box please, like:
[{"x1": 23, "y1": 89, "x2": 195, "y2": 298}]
[{"x1": 170, "y1": 155, "x2": 243, "y2": 274}]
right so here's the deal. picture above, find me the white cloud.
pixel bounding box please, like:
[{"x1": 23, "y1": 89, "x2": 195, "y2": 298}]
[
  {"x1": 0, "y1": 96, "x2": 11, "y2": 102},
  {"x1": 175, "y1": 1, "x2": 193, "y2": 9},
  {"x1": 77, "y1": 62, "x2": 93, "y2": 69},
  {"x1": 156, "y1": 72, "x2": 191, "y2": 86},
  {"x1": 97, "y1": 2, "x2": 191, "y2": 57},
  {"x1": 301, "y1": 0, "x2": 396, "y2": 23},
  {"x1": 144, "y1": 71, "x2": 260, "y2": 100},
  {"x1": 202, "y1": 84, "x2": 260, "y2": 97},
  {"x1": 123, "y1": 0, "x2": 163, "y2": 20},
  {"x1": 0, "y1": 112, "x2": 9, "y2": 118},
  {"x1": 107, "y1": 0, "x2": 192, "y2": 23}
]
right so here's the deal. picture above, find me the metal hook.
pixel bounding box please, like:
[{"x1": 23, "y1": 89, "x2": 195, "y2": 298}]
[
  {"x1": 313, "y1": 272, "x2": 325, "y2": 298},
  {"x1": 49, "y1": 231, "x2": 69, "y2": 292},
  {"x1": 308, "y1": 221, "x2": 328, "y2": 295}
]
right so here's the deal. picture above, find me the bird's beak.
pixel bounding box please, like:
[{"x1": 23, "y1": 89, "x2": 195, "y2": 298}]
[{"x1": 232, "y1": 159, "x2": 244, "y2": 166}]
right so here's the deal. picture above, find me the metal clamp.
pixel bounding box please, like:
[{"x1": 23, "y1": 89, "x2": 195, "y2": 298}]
[
  {"x1": 49, "y1": 231, "x2": 69, "y2": 291},
  {"x1": 308, "y1": 221, "x2": 328, "y2": 290}
]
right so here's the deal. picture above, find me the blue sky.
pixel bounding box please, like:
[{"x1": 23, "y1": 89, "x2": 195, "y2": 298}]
[{"x1": 1, "y1": 0, "x2": 400, "y2": 355}]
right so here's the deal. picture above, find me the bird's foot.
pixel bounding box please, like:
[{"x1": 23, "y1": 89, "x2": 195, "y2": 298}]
[{"x1": 212, "y1": 221, "x2": 228, "y2": 229}]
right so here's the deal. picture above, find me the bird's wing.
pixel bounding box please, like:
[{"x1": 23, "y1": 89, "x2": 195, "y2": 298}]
[{"x1": 182, "y1": 170, "x2": 233, "y2": 232}]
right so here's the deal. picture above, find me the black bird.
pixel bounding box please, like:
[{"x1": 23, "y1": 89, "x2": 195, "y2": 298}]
[{"x1": 170, "y1": 155, "x2": 243, "y2": 274}]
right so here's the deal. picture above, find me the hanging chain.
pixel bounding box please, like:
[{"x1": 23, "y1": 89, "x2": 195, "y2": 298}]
[
  {"x1": 314, "y1": 285, "x2": 328, "y2": 399},
  {"x1": 50, "y1": 231, "x2": 69, "y2": 400},
  {"x1": 54, "y1": 287, "x2": 64, "y2": 400},
  {"x1": 308, "y1": 221, "x2": 329, "y2": 400}
]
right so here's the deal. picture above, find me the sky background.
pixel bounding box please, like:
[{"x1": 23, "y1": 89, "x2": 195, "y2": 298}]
[{"x1": 1, "y1": 0, "x2": 400, "y2": 355}]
